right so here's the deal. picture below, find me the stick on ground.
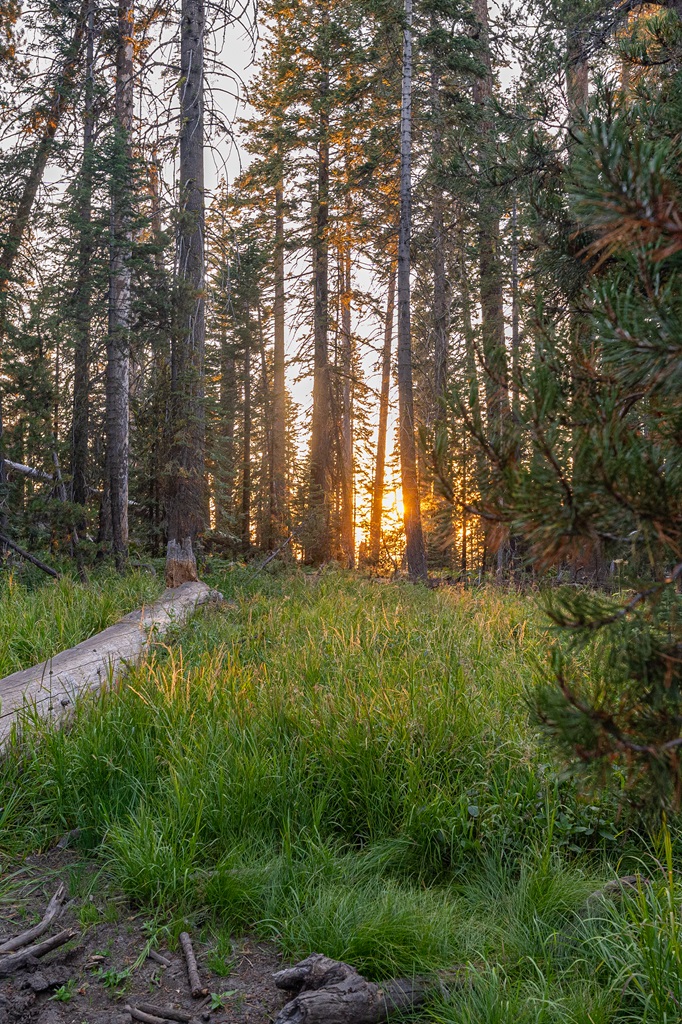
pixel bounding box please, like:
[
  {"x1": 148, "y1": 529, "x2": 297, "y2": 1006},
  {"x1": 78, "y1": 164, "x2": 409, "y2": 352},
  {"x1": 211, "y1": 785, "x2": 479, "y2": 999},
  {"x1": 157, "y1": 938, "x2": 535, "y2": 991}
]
[
  {"x1": 147, "y1": 949, "x2": 172, "y2": 967},
  {"x1": 126, "y1": 1005, "x2": 167, "y2": 1024},
  {"x1": 0, "y1": 883, "x2": 67, "y2": 953},
  {"x1": 0, "y1": 928, "x2": 76, "y2": 977},
  {"x1": 135, "y1": 1004, "x2": 192, "y2": 1022},
  {"x1": 179, "y1": 931, "x2": 208, "y2": 998}
]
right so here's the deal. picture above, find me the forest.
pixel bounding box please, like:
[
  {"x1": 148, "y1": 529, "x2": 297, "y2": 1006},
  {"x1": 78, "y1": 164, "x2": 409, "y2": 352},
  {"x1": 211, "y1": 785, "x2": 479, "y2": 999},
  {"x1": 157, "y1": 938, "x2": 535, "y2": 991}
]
[{"x1": 1, "y1": 0, "x2": 682, "y2": 1020}]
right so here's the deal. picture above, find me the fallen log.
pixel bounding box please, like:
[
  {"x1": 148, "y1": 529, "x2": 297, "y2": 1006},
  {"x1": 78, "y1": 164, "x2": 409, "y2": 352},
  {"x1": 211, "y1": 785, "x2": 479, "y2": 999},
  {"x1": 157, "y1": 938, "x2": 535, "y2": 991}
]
[
  {"x1": 273, "y1": 954, "x2": 435, "y2": 1024},
  {"x1": 0, "y1": 884, "x2": 67, "y2": 953},
  {"x1": 0, "y1": 928, "x2": 76, "y2": 977},
  {"x1": 0, "y1": 581, "x2": 222, "y2": 744}
]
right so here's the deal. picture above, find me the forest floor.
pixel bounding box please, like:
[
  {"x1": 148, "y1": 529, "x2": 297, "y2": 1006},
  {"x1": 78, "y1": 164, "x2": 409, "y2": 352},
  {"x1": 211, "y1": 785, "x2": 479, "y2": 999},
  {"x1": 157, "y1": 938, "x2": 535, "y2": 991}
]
[
  {"x1": 0, "y1": 564, "x2": 677, "y2": 1023},
  {"x1": 1, "y1": 846, "x2": 285, "y2": 1024}
]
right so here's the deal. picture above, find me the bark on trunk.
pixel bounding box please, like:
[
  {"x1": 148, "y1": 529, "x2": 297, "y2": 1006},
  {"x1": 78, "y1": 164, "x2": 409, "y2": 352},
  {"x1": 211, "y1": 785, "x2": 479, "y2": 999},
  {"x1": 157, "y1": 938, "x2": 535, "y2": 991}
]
[
  {"x1": 307, "y1": 68, "x2": 332, "y2": 565},
  {"x1": 217, "y1": 309, "x2": 236, "y2": 532},
  {"x1": 339, "y1": 244, "x2": 354, "y2": 567},
  {"x1": 106, "y1": 0, "x2": 134, "y2": 571},
  {"x1": 397, "y1": 0, "x2": 428, "y2": 581},
  {"x1": 165, "y1": 0, "x2": 206, "y2": 586},
  {"x1": 368, "y1": 262, "x2": 396, "y2": 565},
  {"x1": 472, "y1": 0, "x2": 509, "y2": 449},
  {"x1": 256, "y1": 299, "x2": 272, "y2": 550},
  {"x1": 271, "y1": 178, "x2": 287, "y2": 544},
  {"x1": 241, "y1": 332, "x2": 251, "y2": 550},
  {"x1": 430, "y1": 36, "x2": 448, "y2": 427},
  {"x1": 71, "y1": 0, "x2": 95, "y2": 514}
]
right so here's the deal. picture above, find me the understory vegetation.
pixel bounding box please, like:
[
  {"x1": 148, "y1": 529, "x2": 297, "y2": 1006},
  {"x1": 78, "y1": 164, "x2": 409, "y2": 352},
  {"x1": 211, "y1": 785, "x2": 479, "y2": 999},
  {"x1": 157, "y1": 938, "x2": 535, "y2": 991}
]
[
  {"x1": 1, "y1": 567, "x2": 681, "y2": 1022},
  {"x1": 0, "y1": 568, "x2": 161, "y2": 678}
]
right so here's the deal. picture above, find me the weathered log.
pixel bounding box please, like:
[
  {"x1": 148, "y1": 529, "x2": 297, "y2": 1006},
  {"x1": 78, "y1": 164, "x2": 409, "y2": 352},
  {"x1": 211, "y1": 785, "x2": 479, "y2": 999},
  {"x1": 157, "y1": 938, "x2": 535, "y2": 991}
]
[
  {"x1": 0, "y1": 581, "x2": 222, "y2": 744},
  {"x1": 179, "y1": 931, "x2": 208, "y2": 998},
  {"x1": 0, "y1": 928, "x2": 76, "y2": 976},
  {"x1": 135, "y1": 1004, "x2": 191, "y2": 1022},
  {"x1": 0, "y1": 884, "x2": 67, "y2": 953},
  {"x1": 273, "y1": 954, "x2": 433, "y2": 1024}
]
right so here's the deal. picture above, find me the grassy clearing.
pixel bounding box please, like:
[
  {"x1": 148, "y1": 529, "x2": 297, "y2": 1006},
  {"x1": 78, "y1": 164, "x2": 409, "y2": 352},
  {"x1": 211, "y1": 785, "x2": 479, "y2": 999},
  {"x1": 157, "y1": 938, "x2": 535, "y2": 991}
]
[
  {"x1": 0, "y1": 568, "x2": 162, "y2": 678},
  {"x1": 0, "y1": 566, "x2": 679, "y2": 1021}
]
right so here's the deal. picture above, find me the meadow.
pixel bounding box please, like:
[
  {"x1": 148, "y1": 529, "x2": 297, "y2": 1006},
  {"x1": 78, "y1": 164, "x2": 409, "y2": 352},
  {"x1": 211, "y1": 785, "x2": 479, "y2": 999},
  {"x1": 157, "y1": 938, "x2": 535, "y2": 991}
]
[{"x1": 1, "y1": 566, "x2": 680, "y2": 1023}]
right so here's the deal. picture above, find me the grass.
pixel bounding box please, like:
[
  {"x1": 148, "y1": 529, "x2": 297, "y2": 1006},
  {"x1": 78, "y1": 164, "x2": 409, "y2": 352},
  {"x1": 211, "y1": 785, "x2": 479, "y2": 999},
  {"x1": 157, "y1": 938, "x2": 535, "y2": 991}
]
[
  {"x1": 0, "y1": 567, "x2": 162, "y2": 678},
  {"x1": 0, "y1": 564, "x2": 679, "y2": 1021}
]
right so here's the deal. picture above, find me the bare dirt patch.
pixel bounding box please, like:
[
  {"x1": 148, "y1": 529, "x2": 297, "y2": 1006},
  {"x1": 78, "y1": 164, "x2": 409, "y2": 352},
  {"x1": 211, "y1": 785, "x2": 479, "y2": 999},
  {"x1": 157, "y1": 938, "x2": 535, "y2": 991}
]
[{"x1": 0, "y1": 847, "x2": 287, "y2": 1024}]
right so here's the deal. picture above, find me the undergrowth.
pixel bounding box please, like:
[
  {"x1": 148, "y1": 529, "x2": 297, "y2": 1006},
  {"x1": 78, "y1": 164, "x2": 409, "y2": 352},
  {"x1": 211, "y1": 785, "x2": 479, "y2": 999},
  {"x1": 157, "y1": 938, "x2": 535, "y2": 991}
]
[
  {"x1": 0, "y1": 567, "x2": 161, "y2": 678},
  {"x1": 0, "y1": 565, "x2": 678, "y2": 1022}
]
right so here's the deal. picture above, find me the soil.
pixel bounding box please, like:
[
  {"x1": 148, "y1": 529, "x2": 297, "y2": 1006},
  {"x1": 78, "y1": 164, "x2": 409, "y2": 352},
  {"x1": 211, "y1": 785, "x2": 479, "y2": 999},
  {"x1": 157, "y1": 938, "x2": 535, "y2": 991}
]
[{"x1": 0, "y1": 847, "x2": 288, "y2": 1024}]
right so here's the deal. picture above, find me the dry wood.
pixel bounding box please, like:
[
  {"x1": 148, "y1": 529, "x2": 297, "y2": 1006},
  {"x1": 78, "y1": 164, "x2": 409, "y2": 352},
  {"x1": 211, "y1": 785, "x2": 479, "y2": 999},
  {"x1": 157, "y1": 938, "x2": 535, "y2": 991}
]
[
  {"x1": 4, "y1": 460, "x2": 53, "y2": 482},
  {"x1": 147, "y1": 949, "x2": 172, "y2": 967},
  {"x1": 0, "y1": 928, "x2": 76, "y2": 976},
  {"x1": 179, "y1": 931, "x2": 208, "y2": 998},
  {"x1": 0, "y1": 533, "x2": 60, "y2": 578},
  {"x1": 273, "y1": 954, "x2": 433, "y2": 1024},
  {"x1": 126, "y1": 1005, "x2": 167, "y2": 1024},
  {"x1": 136, "y1": 1003, "x2": 192, "y2": 1022},
  {"x1": 0, "y1": 884, "x2": 66, "y2": 953},
  {"x1": 0, "y1": 581, "x2": 220, "y2": 744}
]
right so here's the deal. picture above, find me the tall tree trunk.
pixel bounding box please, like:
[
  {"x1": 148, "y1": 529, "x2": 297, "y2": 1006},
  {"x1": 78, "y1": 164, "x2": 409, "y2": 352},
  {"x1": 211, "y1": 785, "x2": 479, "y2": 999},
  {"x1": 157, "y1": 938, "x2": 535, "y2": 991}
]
[
  {"x1": 0, "y1": 0, "x2": 88, "y2": 532},
  {"x1": 307, "y1": 69, "x2": 332, "y2": 565},
  {"x1": 430, "y1": 28, "x2": 448, "y2": 427},
  {"x1": 368, "y1": 261, "x2": 396, "y2": 566},
  {"x1": 165, "y1": 0, "x2": 206, "y2": 586},
  {"x1": 71, "y1": 0, "x2": 95, "y2": 514},
  {"x1": 339, "y1": 245, "x2": 354, "y2": 567},
  {"x1": 255, "y1": 300, "x2": 271, "y2": 548},
  {"x1": 217, "y1": 304, "x2": 236, "y2": 533},
  {"x1": 271, "y1": 177, "x2": 287, "y2": 545},
  {"x1": 510, "y1": 193, "x2": 520, "y2": 422},
  {"x1": 397, "y1": 0, "x2": 428, "y2": 581},
  {"x1": 241, "y1": 333, "x2": 251, "y2": 550},
  {"x1": 106, "y1": 0, "x2": 133, "y2": 571},
  {"x1": 472, "y1": 0, "x2": 509, "y2": 450}
]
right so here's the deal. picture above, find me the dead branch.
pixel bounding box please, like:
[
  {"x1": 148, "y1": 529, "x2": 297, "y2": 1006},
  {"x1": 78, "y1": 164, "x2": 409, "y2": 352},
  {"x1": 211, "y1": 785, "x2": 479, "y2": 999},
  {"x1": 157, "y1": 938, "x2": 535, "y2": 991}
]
[
  {"x1": 179, "y1": 931, "x2": 208, "y2": 998},
  {"x1": 126, "y1": 1006, "x2": 167, "y2": 1024},
  {"x1": 147, "y1": 949, "x2": 171, "y2": 967},
  {"x1": 0, "y1": 533, "x2": 60, "y2": 578},
  {"x1": 135, "y1": 1004, "x2": 192, "y2": 1022},
  {"x1": 0, "y1": 884, "x2": 67, "y2": 953},
  {"x1": 0, "y1": 928, "x2": 76, "y2": 976}
]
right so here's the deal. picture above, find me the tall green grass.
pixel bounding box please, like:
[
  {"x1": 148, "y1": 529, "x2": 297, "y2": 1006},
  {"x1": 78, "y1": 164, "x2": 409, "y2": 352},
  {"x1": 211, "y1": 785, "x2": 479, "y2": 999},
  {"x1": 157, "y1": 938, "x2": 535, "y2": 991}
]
[
  {"x1": 0, "y1": 566, "x2": 676, "y2": 1021},
  {"x1": 0, "y1": 568, "x2": 162, "y2": 678}
]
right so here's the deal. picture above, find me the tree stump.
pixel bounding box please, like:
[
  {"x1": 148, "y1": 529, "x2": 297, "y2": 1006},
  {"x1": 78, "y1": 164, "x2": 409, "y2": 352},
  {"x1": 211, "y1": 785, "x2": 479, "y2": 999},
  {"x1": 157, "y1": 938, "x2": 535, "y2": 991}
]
[{"x1": 273, "y1": 954, "x2": 434, "y2": 1024}]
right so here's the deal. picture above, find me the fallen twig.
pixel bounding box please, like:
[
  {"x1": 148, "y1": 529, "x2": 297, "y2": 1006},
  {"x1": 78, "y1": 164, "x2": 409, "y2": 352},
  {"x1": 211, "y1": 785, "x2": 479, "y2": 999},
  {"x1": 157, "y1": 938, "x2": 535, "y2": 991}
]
[
  {"x1": 179, "y1": 931, "x2": 208, "y2": 998},
  {"x1": 0, "y1": 928, "x2": 76, "y2": 976},
  {"x1": 135, "y1": 1004, "x2": 192, "y2": 1022}
]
